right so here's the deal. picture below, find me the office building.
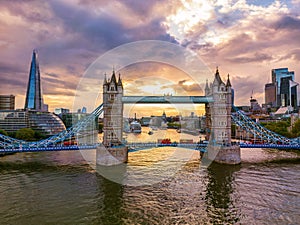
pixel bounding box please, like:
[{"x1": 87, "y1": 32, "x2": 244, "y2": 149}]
[
  {"x1": 280, "y1": 76, "x2": 298, "y2": 107},
  {"x1": 0, "y1": 110, "x2": 66, "y2": 135},
  {"x1": 265, "y1": 68, "x2": 298, "y2": 109},
  {"x1": 264, "y1": 83, "x2": 276, "y2": 107},
  {"x1": 0, "y1": 110, "x2": 28, "y2": 132},
  {"x1": 0, "y1": 95, "x2": 15, "y2": 110},
  {"x1": 271, "y1": 68, "x2": 295, "y2": 107}
]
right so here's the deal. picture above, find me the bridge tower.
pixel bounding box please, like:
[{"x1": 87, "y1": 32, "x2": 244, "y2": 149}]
[
  {"x1": 205, "y1": 68, "x2": 241, "y2": 164},
  {"x1": 96, "y1": 70, "x2": 128, "y2": 166}
]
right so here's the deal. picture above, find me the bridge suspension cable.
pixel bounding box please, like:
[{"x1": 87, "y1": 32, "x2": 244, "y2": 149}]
[
  {"x1": 0, "y1": 103, "x2": 104, "y2": 149},
  {"x1": 231, "y1": 105, "x2": 297, "y2": 145}
]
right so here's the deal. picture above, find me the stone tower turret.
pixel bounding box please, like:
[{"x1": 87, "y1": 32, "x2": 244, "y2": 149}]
[
  {"x1": 97, "y1": 70, "x2": 128, "y2": 166},
  {"x1": 103, "y1": 70, "x2": 124, "y2": 147},
  {"x1": 204, "y1": 68, "x2": 241, "y2": 164},
  {"x1": 210, "y1": 68, "x2": 231, "y2": 145}
]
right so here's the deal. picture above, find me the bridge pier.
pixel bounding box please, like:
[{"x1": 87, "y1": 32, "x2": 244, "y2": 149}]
[
  {"x1": 205, "y1": 145, "x2": 241, "y2": 164},
  {"x1": 204, "y1": 68, "x2": 241, "y2": 165},
  {"x1": 96, "y1": 145, "x2": 128, "y2": 166}
]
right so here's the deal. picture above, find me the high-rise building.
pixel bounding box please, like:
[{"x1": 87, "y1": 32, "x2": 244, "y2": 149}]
[
  {"x1": 264, "y1": 83, "x2": 276, "y2": 107},
  {"x1": 0, "y1": 51, "x2": 66, "y2": 136},
  {"x1": 265, "y1": 68, "x2": 298, "y2": 109},
  {"x1": 271, "y1": 68, "x2": 295, "y2": 107},
  {"x1": 272, "y1": 68, "x2": 295, "y2": 90},
  {"x1": 280, "y1": 76, "x2": 298, "y2": 107},
  {"x1": 0, "y1": 95, "x2": 15, "y2": 110},
  {"x1": 24, "y1": 50, "x2": 44, "y2": 111}
]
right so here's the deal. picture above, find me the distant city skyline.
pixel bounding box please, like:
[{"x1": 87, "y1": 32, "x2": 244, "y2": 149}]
[{"x1": 0, "y1": 1, "x2": 300, "y2": 113}]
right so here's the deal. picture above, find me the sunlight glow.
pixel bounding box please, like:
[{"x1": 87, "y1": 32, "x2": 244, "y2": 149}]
[{"x1": 166, "y1": 0, "x2": 214, "y2": 40}]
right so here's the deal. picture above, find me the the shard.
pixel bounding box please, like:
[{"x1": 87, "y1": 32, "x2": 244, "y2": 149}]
[{"x1": 24, "y1": 50, "x2": 44, "y2": 111}]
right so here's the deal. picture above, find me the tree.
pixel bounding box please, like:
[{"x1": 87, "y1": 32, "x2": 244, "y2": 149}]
[
  {"x1": 16, "y1": 128, "x2": 35, "y2": 141},
  {"x1": 0, "y1": 129, "x2": 8, "y2": 136},
  {"x1": 291, "y1": 119, "x2": 300, "y2": 137},
  {"x1": 7, "y1": 131, "x2": 16, "y2": 138},
  {"x1": 262, "y1": 120, "x2": 291, "y2": 138},
  {"x1": 34, "y1": 131, "x2": 46, "y2": 140}
]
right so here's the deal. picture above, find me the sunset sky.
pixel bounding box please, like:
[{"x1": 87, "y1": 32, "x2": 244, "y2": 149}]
[{"x1": 0, "y1": 0, "x2": 300, "y2": 116}]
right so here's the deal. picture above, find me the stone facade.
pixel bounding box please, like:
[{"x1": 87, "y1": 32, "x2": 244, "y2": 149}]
[
  {"x1": 97, "y1": 71, "x2": 128, "y2": 165},
  {"x1": 205, "y1": 68, "x2": 241, "y2": 164},
  {"x1": 205, "y1": 145, "x2": 241, "y2": 165},
  {"x1": 96, "y1": 145, "x2": 128, "y2": 166}
]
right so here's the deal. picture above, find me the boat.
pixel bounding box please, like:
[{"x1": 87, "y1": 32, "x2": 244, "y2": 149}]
[{"x1": 130, "y1": 121, "x2": 142, "y2": 133}]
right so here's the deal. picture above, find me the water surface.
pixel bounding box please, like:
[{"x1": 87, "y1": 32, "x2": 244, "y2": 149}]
[{"x1": 0, "y1": 129, "x2": 299, "y2": 224}]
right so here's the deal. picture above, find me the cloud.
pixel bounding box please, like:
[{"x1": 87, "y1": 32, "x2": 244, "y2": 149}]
[
  {"x1": 0, "y1": 0, "x2": 179, "y2": 110},
  {"x1": 232, "y1": 75, "x2": 265, "y2": 105},
  {"x1": 176, "y1": 80, "x2": 203, "y2": 93},
  {"x1": 227, "y1": 52, "x2": 274, "y2": 64},
  {"x1": 273, "y1": 15, "x2": 300, "y2": 30},
  {"x1": 0, "y1": 0, "x2": 299, "y2": 112},
  {"x1": 47, "y1": 0, "x2": 177, "y2": 52},
  {"x1": 44, "y1": 72, "x2": 60, "y2": 78}
]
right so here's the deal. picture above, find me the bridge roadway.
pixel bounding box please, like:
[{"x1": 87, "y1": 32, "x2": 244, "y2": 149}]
[
  {"x1": 122, "y1": 96, "x2": 213, "y2": 104},
  {"x1": 0, "y1": 145, "x2": 97, "y2": 154},
  {"x1": 1, "y1": 142, "x2": 300, "y2": 154}
]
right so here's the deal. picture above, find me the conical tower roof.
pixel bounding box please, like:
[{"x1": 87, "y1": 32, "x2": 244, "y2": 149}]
[
  {"x1": 213, "y1": 67, "x2": 224, "y2": 85},
  {"x1": 110, "y1": 70, "x2": 117, "y2": 84},
  {"x1": 117, "y1": 73, "x2": 123, "y2": 86},
  {"x1": 103, "y1": 73, "x2": 108, "y2": 85},
  {"x1": 226, "y1": 74, "x2": 231, "y2": 87}
]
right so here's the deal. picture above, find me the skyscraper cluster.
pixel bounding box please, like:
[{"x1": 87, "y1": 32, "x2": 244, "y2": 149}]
[{"x1": 265, "y1": 68, "x2": 298, "y2": 109}]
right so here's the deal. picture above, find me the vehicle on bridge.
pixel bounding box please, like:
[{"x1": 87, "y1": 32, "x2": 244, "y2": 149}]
[
  {"x1": 157, "y1": 138, "x2": 178, "y2": 147},
  {"x1": 63, "y1": 140, "x2": 78, "y2": 146}
]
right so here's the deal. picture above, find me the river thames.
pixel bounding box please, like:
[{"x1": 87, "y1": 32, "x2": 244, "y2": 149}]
[{"x1": 0, "y1": 128, "x2": 299, "y2": 224}]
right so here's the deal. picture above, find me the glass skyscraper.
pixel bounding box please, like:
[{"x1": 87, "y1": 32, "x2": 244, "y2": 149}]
[
  {"x1": 24, "y1": 50, "x2": 43, "y2": 111},
  {"x1": 0, "y1": 50, "x2": 66, "y2": 136},
  {"x1": 271, "y1": 68, "x2": 296, "y2": 107},
  {"x1": 272, "y1": 68, "x2": 295, "y2": 92}
]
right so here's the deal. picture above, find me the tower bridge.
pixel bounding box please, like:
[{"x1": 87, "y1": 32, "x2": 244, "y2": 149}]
[
  {"x1": 1, "y1": 68, "x2": 299, "y2": 165},
  {"x1": 98, "y1": 68, "x2": 240, "y2": 165}
]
